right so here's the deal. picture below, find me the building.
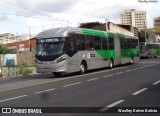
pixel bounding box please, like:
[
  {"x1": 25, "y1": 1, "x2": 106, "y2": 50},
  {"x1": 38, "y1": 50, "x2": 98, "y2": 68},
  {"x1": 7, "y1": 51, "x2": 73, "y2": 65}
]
[
  {"x1": 80, "y1": 22, "x2": 139, "y2": 37},
  {"x1": 143, "y1": 27, "x2": 160, "y2": 43},
  {"x1": 0, "y1": 33, "x2": 36, "y2": 44},
  {"x1": 0, "y1": 33, "x2": 16, "y2": 44},
  {"x1": 153, "y1": 17, "x2": 160, "y2": 27},
  {"x1": 120, "y1": 9, "x2": 147, "y2": 30},
  {"x1": 0, "y1": 38, "x2": 36, "y2": 66}
]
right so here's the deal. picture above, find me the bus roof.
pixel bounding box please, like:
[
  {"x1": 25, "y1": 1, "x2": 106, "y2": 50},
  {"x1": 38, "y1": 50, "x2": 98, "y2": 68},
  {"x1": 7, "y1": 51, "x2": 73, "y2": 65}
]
[{"x1": 36, "y1": 27, "x2": 136, "y2": 39}]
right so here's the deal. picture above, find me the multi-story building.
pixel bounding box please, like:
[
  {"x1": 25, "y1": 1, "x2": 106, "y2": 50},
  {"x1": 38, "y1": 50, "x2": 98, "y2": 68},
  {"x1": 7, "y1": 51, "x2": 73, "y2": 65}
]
[
  {"x1": 153, "y1": 17, "x2": 160, "y2": 27},
  {"x1": 120, "y1": 9, "x2": 147, "y2": 30},
  {"x1": 0, "y1": 33, "x2": 36, "y2": 44}
]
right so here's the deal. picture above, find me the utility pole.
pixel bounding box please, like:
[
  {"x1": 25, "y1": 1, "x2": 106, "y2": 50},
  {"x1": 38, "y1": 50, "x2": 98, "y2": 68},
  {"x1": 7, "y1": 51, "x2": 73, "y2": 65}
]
[
  {"x1": 105, "y1": 19, "x2": 109, "y2": 32},
  {"x1": 28, "y1": 27, "x2": 31, "y2": 65}
]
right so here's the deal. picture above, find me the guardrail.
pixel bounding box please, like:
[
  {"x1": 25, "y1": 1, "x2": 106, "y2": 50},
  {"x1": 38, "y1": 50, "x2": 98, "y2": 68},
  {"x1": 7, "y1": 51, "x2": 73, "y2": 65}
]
[{"x1": 0, "y1": 65, "x2": 26, "y2": 78}]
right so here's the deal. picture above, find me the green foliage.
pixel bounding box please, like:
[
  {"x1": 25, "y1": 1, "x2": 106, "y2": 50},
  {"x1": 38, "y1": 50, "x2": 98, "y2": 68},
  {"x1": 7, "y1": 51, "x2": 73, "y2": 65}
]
[
  {"x1": 0, "y1": 45, "x2": 9, "y2": 54},
  {"x1": 22, "y1": 69, "x2": 32, "y2": 76}
]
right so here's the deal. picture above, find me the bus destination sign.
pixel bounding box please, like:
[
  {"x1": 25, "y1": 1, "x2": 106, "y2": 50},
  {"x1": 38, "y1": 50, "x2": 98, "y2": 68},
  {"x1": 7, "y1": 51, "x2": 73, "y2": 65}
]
[{"x1": 38, "y1": 38, "x2": 59, "y2": 43}]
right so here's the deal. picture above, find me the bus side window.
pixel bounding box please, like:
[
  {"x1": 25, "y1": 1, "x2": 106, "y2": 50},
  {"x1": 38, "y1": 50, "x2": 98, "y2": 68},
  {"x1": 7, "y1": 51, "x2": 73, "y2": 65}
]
[
  {"x1": 108, "y1": 37, "x2": 114, "y2": 50},
  {"x1": 102, "y1": 38, "x2": 107, "y2": 50},
  {"x1": 69, "y1": 40, "x2": 76, "y2": 51},
  {"x1": 67, "y1": 34, "x2": 76, "y2": 52},
  {"x1": 94, "y1": 36, "x2": 101, "y2": 50},
  {"x1": 76, "y1": 34, "x2": 85, "y2": 50},
  {"x1": 85, "y1": 35, "x2": 94, "y2": 50}
]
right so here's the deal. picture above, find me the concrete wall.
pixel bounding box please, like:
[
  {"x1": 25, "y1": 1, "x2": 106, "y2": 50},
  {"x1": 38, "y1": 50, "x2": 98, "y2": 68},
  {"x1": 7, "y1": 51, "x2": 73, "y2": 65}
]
[
  {"x1": 0, "y1": 52, "x2": 35, "y2": 66},
  {"x1": 17, "y1": 51, "x2": 35, "y2": 65},
  {"x1": 0, "y1": 54, "x2": 17, "y2": 66},
  {"x1": 108, "y1": 22, "x2": 134, "y2": 36}
]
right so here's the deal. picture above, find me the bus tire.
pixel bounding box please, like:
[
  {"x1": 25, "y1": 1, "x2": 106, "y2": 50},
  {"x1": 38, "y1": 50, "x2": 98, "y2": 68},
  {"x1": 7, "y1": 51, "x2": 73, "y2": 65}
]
[
  {"x1": 109, "y1": 59, "x2": 114, "y2": 69},
  {"x1": 80, "y1": 61, "x2": 87, "y2": 74}
]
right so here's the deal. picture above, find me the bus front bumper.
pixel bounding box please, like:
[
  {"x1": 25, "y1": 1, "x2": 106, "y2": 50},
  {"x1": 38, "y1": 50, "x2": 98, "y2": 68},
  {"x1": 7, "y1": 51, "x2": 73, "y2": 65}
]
[{"x1": 36, "y1": 61, "x2": 67, "y2": 73}]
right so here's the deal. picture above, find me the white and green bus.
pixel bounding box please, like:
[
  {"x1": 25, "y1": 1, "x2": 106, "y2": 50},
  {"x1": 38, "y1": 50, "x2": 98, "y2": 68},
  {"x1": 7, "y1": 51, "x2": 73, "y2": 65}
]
[
  {"x1": 35, "y1": 27, "x2": 140, "y2": 76},
  {"x1": 140, "y1": 42, "x2": 160, "y2": 58}
]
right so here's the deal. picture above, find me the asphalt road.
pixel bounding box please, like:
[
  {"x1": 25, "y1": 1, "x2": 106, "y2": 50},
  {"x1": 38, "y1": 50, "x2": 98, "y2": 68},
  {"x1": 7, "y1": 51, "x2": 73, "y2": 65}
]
[{"x1": 0, "y1": 58, "x2": 160, "y2": 116}]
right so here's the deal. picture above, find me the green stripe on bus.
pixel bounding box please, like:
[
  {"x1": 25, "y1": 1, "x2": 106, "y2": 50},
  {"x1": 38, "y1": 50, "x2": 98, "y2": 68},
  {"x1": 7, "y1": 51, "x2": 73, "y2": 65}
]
[
  {"x1": 81, "y1": 28, "x2": 106, "y2": 37},
  {"x1": 118, "y1": 33, "x2": 125, "y2": 39},
  {"x1": 108, "y1": 32, "x2": 114, "y2": 38}
]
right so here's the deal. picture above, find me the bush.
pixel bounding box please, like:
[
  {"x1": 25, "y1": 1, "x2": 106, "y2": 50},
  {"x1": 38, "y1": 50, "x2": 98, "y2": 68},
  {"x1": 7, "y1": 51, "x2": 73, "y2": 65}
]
[{"x1": 22, "y1": 69, "x2": 32, "y2": 76}]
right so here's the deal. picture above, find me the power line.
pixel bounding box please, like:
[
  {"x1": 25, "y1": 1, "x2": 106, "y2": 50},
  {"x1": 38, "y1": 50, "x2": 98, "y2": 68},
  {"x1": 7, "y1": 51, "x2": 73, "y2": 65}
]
[
  {"x1": 0, "y1": 11, "x2": 64, "y2": 21},
  {"x1": 0, "y1": 0, "x2": 70, "y2": 22}
]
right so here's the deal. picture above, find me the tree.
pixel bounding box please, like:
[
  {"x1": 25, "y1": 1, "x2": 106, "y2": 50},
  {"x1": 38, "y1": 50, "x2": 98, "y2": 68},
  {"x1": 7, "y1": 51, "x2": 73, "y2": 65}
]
[
  {"x1": 0, "y1": 45, "x2": 9, "y2": 54},
  {"x1": 0, "y1": 44, "x2": 9, "y2": 66}
]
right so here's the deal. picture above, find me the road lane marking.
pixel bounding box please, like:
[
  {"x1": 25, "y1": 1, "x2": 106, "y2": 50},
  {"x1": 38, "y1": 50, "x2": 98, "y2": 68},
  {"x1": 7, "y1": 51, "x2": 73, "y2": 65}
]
[
  {"x1": 132, "y1": 68, "x2": 139, "y2": 70},
  {"x1": 115, "y1": 72, "x2": 124, "y2": 75},
  {"x1": 35, "y1": 88, "x2": 56, "y2": 94},
  {"x1": 153, "y1": 80, "x2": 160, "y2": 85},
  {"x1": 0, "y1": 63, "x2": 157, "y2": 93},
  {"x1": 103, "y1": 74, "x2": 114, "y2": 78},
  {"x1": 63, "y1": 82, "x2": 82, "y2": 88},
  {"x1": 0, "y1": 95, "x2": 28, "y2": 103},
  {"x1": 0, "y1": 67, "x2": 127, "y2": 93},
  {"x1": 132, "y1": 88, "x2": 148, "y2": 95},
  {"x1": 99, "y1": 100, "x2": 125, "y2": 112},
  {"x1": 87, "y1": 78, "x2": 99, "y2": 82},
  {"x1": 107, "y1": 100, "x2": 125, "y2": 107},
  {"x1": 125, "y1": 70, "x2": 132, "y2": 72}
]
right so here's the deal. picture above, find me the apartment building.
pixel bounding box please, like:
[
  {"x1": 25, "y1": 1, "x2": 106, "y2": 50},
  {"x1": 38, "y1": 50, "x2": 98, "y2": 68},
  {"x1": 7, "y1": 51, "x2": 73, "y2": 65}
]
[
  {"x1": 120, "y1": 9, "x2": 147, "y2": 30},
  {"x1": 153, "y1": 17, "x2": 160, "y2": 27}
]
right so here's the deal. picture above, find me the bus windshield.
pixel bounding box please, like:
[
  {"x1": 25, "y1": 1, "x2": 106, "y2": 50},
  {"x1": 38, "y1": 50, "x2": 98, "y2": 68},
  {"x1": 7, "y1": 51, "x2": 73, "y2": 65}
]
[{"x1": 36, "y1": 38, "x2": 65, "y2": 56}]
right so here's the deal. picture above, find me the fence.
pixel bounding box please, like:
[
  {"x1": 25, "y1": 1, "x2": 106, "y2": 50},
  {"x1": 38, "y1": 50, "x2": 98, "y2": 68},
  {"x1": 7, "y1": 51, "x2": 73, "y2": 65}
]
[{"x1": 0, "y1": 65, "x2": 26, "y2": 78}]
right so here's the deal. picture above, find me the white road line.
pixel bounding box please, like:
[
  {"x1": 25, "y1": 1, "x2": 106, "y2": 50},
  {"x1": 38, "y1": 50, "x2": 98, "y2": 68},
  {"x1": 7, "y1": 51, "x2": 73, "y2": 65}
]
[
  {"x1": 115, "y1": 72, "x2": 124, "y2": 75},
  {"x1": 125, "y1": 70, "x2": 132, "y2": 72},
  {"x1": 99, "y1": 100, "x2": 125, "y2": 112},
  {"x1": 0, "y1": 66, "x2": 127, "y2": 93},
  {"x1": 107, "y1": 100, "x2": 125, "y2": 107},
  {"x1": 153, "y1": 80, "x2": 160, "y2": 85},
  {"x1": 132, "y1": 68, "x2": 139, "y2": 70},
  {"x1": 35, "y1": 88, "x2": 56, "y2": 94},
  {"x1": 0, "y1": 95, "x2": 28, "y2": 103},
  {"x1": 132, "y1": 88, "x2": 148, "y2": 95},
  {"x1": 87, "y1": 78, "x2": 99, "y2": 82},
  {"x1": 103, "y1": 74, "x2": 114, "y2": 78},
  {"x1": 140, "y1": 66, "x2": 146, "y2": 69},
  {"x1": 63, "y1": 82, "x2": 82, "y2": 88}
]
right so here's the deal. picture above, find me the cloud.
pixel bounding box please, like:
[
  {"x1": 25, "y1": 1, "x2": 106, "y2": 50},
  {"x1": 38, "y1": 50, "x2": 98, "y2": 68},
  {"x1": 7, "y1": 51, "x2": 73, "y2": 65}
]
[
  {"x1": 0, "y1": 14, "x2": 8, "y2": 21},
  {"x1": 1, "y1": 0, "x2": 160, "y2": 34},
  {"x1": 13, "y1": 0, "x2": 79, "y2": 14}
]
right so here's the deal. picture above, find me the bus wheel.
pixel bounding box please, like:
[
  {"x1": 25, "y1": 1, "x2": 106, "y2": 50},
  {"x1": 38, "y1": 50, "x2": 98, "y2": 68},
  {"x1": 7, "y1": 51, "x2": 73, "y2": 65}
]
[
  {"x1": 109, "y1": 59, "x2": 114, "y2": 69},
  {"x1": 80, "y1": 62, "x2": 87, "y2": 74}
]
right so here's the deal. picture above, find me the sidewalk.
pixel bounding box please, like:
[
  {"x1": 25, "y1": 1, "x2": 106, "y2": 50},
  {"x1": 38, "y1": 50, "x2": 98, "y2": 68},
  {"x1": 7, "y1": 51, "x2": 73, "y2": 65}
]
[
  {"x1": 0, "y1": 72, "x2": 54, "y2": 93},
  {"x1": 0, "y1": 66, "x2": 37, "y2": 80}
]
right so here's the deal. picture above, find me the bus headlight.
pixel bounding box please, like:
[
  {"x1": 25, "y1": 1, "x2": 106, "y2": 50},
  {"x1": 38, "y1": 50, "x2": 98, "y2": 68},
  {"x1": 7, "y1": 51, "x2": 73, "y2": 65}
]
[
  {"x1": 57, "y1": 56, "x2": 66, "y2": 63},
  {"x1": 34, "y1": 58, "x2": 44, "y2": 64},
  {"x1": 35, "y1": 58, "x2": 43, "y2": 64}
]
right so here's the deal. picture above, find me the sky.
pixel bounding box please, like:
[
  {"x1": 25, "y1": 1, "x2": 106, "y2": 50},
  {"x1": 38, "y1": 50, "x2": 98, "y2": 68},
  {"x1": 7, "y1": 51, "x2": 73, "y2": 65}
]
[{"x1": 0, "y1": 0, "x2": 160, "y2": 35}]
